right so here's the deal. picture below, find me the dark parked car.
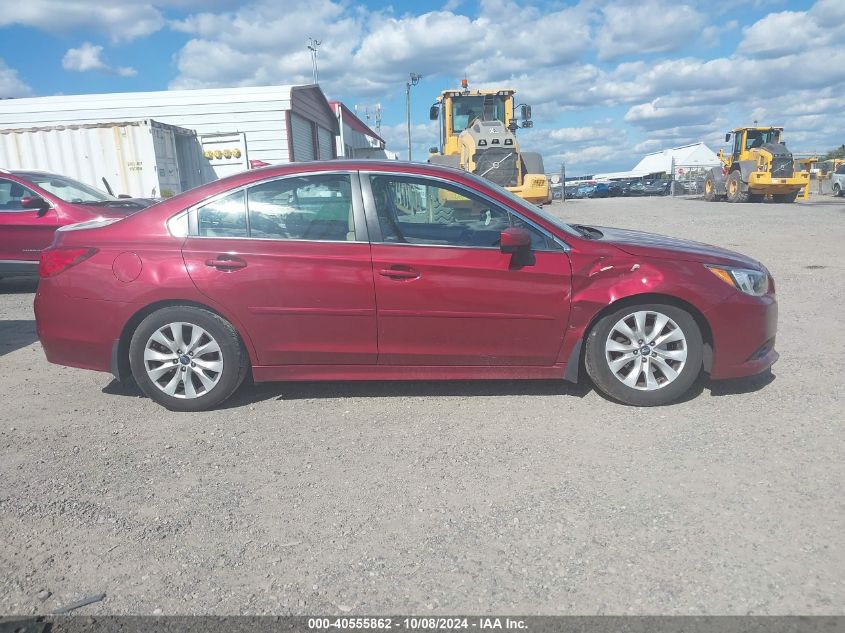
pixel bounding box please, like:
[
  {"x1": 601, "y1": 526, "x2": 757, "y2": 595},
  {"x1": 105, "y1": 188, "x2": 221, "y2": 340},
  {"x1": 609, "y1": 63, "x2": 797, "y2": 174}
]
[
  {"x1": 627, "y1": 181, "x2": 647, "y2": 196},
  {"x1": 35, "y1": 160, "x2": 778, "y2": 411},
  {"x1": 644, "y1": 180, "x2": 672, "y2": 196},
  {"x1": 0, "y1": 170, "x2": 154, "y2": 278},
  {"x1": 608, "y1": 182, "x2": 625, "y2": 197}
]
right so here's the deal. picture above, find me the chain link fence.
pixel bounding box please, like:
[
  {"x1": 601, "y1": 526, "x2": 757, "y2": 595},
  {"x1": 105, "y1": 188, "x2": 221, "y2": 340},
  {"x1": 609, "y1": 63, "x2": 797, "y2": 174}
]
[{"x1": 669, "y1": 162, "x2": 721, "y2": 197}]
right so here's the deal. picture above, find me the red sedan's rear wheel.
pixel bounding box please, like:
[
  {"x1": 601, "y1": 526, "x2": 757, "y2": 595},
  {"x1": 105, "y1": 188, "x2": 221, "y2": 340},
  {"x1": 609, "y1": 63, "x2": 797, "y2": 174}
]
[{"x1": 129, "y1": 306, "x2": 249, "y2": 411}]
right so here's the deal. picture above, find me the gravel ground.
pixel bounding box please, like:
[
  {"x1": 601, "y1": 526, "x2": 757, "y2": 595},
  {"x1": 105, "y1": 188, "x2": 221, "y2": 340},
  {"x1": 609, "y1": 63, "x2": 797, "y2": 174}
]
[{"x1": 1, "y1": 193, "x2": 844, "y2": 616}]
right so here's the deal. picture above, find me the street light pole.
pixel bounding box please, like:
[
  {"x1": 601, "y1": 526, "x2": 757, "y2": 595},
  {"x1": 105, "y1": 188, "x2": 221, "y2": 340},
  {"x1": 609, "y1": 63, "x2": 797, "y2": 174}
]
[{"x1": 406, "y1": 72, "x2": 422, "y2": 161}]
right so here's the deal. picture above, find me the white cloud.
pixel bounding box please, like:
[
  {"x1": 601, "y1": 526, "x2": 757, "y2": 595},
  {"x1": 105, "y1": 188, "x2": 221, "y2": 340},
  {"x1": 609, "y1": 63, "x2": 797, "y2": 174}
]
[
  {"x1": 739, "y1": 0, "x2": 845, "y2": 58},
  {"x1": 0, "y1": 1, "x2": 165, "y2": 42},
  {"x1": 169, "y1": 0, "x2": 592, "y2": 96},
  {"x1": 379, "y1": 121, "x2": 439, "y2": 161},
  {"x1": 624, "y1": 101, "x2": 713, "y2": 131},
  {"x1": 0, "y1": 59, "x2": 32, "y2": 98},
  {"x1": 62, "y1": 43, "x2": 137, "y2": 77},
  {"x1": 595, "y1": 0, "x2": 707, "y2": 61},
  {"x1": 547, "y1": 126, "x2": 605, "y2": 144}
]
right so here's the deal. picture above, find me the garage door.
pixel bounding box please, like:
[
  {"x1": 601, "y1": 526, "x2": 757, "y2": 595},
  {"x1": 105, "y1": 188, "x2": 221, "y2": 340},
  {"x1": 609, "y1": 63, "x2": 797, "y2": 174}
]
[
  {"x1": 290, "y1": 113, "x2": 315, "y2": 161},
  {"x1": 317, "y1": 126, "x2": 334, "y2": 160}
]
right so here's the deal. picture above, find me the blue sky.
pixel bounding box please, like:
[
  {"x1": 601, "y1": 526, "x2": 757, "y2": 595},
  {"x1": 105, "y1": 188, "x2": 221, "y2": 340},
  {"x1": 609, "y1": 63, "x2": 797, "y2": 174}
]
[{"x1": 1, "y1": 0, "x2": 842, "y2": 174}]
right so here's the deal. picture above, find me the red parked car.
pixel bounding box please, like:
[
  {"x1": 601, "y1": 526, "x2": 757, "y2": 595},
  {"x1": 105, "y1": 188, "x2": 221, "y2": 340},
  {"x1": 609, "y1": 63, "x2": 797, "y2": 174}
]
[
  {"x1": 34, "y1": 160, "x2": 778, "y2": 410},
  {"x1": 0, "y1": 170, "x2": 153, "y2": 278}
]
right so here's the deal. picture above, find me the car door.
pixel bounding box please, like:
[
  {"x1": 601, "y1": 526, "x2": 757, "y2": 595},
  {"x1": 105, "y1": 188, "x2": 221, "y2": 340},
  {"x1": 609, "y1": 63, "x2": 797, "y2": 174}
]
[
  {"x1": 0, "y1": 177, "x2": 60, "y2": 263},
  {"x1": 362, "y1": 172, "x2": 572, "y2": 366},
  {"x1": 180, "y1": 171, "x2": 378, "y2": 366}
]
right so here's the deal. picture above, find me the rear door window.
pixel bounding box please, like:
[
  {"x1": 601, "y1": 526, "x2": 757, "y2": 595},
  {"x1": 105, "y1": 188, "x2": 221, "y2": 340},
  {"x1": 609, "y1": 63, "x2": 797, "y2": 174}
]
[
  {"x1": 197, "y1": 191, "x2": 248, "y2": 237},
  {"x1": 247, "y1": 174, "x2": 355, "y2": 241}
]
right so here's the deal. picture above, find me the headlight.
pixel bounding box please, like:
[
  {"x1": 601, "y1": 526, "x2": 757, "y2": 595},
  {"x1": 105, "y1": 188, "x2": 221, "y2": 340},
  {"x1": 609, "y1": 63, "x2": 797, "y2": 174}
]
[{"x1": 706, "y1": 265, "x2": 769, "y2": 296}]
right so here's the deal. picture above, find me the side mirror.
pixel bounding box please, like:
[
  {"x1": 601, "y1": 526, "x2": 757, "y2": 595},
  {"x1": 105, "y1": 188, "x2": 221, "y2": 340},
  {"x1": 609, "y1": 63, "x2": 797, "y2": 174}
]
[
  {"x1": 500, "y1": 227, "x2": 531, "y2": 253},
  {"x1": 520, "y1": 104, "x2": 532, "y2": 120},
  {"x1": 429, "y1": 105, "x2": 439, "y2": 120},
  {"x1": 521, "y1": 120, "x2": 533, "y2": 129},
  {"x1": 500, "y1": 227, "x2": 535, "y2": 268},
  {"x1": 725, "y1": 133, "x2": 731, "y2": 143},
  {"x1": 428, "y1": 146, "x2": 438, "y2": 154},
  {"x1": 21, "y1": 195, "x2": 50, "y2": 215}
]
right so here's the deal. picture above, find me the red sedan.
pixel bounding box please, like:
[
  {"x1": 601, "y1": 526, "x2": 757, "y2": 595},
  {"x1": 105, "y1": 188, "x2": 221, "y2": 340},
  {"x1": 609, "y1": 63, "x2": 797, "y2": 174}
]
[
  {"x1": 0, "y1": 169, "x2": 152, "y2": 278},
  {"x1": 34, "y1": 160, "x2": 778, "y2": 410}
]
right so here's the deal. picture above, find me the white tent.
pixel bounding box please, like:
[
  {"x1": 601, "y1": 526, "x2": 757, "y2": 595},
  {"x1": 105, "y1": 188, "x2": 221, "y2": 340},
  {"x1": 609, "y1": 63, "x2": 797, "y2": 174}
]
[
  {"x1": 632, "y1": 142, "x2": 720, "y2": 175},
  {"x1": 594, "y1": 142, "x2": 719, "y2": 180}
]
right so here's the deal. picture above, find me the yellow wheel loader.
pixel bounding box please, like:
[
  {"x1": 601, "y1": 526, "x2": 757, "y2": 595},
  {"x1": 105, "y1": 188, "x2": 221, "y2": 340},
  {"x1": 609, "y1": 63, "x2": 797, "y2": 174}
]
[
  {"x1": 428, "y1": 81, "x2": 551, "y2": 210},
  {"x1": 704, "y1": 127, "x2": 809, "y2": 203}
]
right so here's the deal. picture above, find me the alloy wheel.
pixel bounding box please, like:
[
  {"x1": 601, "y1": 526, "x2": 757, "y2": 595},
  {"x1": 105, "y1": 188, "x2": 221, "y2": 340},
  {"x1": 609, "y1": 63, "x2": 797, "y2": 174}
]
[
  {"x1": 604, "y1": 310, "x2": 688, "y2": 391},
  {"x1": 143, "y1": 322, "x2": 224, "y2": 399}
]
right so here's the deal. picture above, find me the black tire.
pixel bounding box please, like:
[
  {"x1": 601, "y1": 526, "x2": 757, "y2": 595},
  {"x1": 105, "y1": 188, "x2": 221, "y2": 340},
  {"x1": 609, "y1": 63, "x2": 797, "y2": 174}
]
[
  {"x1": 703, "y1": 173, "x2": 719, "y2": 201},
  {"x1": 129, "y1": 306, "x2": 249, "y2": 411},
  {"x1": 832, "y1": 183, "x2": 841, "y2": 197},
  {"x1": 584, "y1": 303, "x2": 704, "y2": 407},
  {"x1": 432, "y1": 205, "x2": 456, "y2": 224},
  {"x1": 773, "y1": 191, "x2": 799, "y2": 203},
  {"x1": 726, "y1": 170, "x2": 749, "y2": 203},
  {"x1": 520, "y1": 152, "x2": 545, "y2": 175}
]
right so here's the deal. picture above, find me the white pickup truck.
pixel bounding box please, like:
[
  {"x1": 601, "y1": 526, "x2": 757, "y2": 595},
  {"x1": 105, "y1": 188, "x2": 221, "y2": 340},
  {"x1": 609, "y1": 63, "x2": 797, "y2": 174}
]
[{"x1": 832, "y1": 164, "x2": 845, "y2": 196}]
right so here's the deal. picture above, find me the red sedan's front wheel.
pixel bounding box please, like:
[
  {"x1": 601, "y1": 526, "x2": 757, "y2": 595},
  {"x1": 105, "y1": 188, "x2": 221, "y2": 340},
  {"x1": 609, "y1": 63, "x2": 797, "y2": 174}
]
[{"x1": 584, "y1": 303, "x2": 704, "y2": 406}]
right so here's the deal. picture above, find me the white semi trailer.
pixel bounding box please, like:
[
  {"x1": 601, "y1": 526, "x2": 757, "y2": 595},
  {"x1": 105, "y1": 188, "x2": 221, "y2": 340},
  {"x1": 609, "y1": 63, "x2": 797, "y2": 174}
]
[{"x1": 0, "y1": 119, "x2": 213, "y2": 199}]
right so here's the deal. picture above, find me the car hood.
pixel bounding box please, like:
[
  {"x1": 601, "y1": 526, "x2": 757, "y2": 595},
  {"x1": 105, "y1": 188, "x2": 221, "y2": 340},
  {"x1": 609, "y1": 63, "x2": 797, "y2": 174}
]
[{"x1": 590, "y1": 225, "x2": 763, "y2": 269}]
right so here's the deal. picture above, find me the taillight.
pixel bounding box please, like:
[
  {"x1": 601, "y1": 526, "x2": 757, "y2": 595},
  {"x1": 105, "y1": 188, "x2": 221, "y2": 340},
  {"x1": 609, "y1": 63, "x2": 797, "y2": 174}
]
[{"x1": 38, "y1": 247, "x2": 98, "y2": 278}]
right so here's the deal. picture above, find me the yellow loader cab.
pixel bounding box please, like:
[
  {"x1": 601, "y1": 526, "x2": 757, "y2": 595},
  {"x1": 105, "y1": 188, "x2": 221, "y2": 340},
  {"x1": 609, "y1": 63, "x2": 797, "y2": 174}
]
[
  {"x1": 428, "y1": 82, "x2": 551, "y2": 206},
  {"x1": 704, "y1": 127, "x2": 809, "y2": 203}
]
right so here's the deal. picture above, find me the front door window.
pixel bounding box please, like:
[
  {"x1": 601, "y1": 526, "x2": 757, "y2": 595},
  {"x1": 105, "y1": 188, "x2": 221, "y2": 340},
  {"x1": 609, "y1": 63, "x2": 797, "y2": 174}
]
[
  {"x1": 369, "y1": 175, "x2": 560, "y2": 251},
  {"x1": 0, "y1": 179, "x2": 37, "y2": 211}
]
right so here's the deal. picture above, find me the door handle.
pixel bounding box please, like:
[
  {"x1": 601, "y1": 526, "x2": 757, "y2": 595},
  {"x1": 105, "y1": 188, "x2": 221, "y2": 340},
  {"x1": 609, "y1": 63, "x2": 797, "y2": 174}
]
[
  {"x1": 379, "y1": 266, "x2": 420, "y2": 280},
  {"x1": 205, "y1": 256, "x2": 247, "y2": 270}
]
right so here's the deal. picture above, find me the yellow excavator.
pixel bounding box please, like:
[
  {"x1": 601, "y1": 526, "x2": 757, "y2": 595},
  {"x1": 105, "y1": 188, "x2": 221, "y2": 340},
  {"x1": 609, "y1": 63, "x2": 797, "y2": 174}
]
[
  {"x1": 704, "y1": 126, "x2": 810, "y2": 203},
  {"x1": 428, "y1": 80, "x2": 551, "y2": 206}
]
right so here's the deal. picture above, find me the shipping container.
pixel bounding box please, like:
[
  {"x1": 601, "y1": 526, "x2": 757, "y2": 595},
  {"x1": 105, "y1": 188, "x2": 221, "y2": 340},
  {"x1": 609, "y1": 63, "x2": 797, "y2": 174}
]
[
  {"x1": 0, "y1": 119, "x2": 213, "y2": 199},
  {"x1": 0, "y1": 85, "x2": 341, "y2": 179}
]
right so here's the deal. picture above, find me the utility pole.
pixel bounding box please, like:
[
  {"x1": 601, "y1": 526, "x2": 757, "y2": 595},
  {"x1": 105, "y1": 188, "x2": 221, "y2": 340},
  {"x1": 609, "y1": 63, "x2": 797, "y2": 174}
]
[
  {"x1": 406, "y1": 72, "x2": 422, "y2": 161},
  {"x1": 307, "y1": 38, "x2": 321, "y2": 84}
]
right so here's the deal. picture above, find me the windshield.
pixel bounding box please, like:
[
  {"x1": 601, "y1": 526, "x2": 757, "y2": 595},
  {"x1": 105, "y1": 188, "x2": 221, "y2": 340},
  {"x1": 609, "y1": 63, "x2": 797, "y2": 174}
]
[
  {"x1": 17, "y1": 172, "x2": 115, "y2": 203},
  {"x1": 745, "y1": 129, "x2": 779, "y2": 150},
  {"x1": 451, "y1": 95, "x2": 508, "y2": 133},
  {"x1": 460, "y1": 170, "x2": 580, "y2": 238}
]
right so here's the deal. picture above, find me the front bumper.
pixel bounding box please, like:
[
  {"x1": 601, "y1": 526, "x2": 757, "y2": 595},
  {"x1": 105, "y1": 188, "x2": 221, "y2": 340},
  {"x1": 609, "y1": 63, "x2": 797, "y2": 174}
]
[
  {"x1": 747, "y1": 171, "x2": 808, "y2": 194},
  {"x1": 704, "y1": 291, "x2": 778, "y2": 380}
]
